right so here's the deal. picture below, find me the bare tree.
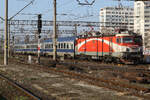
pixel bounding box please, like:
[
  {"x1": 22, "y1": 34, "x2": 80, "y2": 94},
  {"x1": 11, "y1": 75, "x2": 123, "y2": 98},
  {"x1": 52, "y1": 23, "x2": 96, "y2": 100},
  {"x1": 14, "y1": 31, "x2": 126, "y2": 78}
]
[{"x1": 101, "y1": 27, "x2": 114, "y2": 35}]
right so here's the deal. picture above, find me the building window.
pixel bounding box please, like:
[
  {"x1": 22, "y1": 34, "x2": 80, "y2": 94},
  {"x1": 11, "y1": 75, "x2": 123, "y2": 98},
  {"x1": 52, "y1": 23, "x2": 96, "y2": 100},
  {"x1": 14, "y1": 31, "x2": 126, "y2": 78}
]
[
  {"x1": 106, "y1": 15, "x2": 110, "y2": 17},
  {"x1": 145, "y1": 25, "x2": 150, "y2": 27},
  {"x1": 145, "y1": 11, "x2": 150, "y2": 13},
  {"x1": 145, "y1": 6, "x2": 150, "y2": 9},
  {"x1": 145, "y1": 20, "x2": 149, "y2": 22},
  {"x1": 137, "y1": 3, "x2": 141, "y2": 6}
]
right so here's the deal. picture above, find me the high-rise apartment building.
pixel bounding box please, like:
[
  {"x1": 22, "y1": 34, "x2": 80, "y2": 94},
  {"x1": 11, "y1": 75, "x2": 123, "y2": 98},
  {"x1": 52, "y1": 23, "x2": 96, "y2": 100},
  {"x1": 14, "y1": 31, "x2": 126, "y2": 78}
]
[
  {"x1": 100, "y1": 6, "x2": 134, "y2": 34},
  {"x1": 134, "y1": 1, "x2": 150, "y2": 49}
]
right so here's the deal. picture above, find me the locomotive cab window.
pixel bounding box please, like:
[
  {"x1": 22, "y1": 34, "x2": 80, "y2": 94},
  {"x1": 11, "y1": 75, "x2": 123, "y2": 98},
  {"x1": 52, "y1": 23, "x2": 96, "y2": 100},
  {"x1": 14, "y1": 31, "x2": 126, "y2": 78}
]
[
  {"x1": 122, "y1": 37, "x2": 133, "y2": 43},
  {"x1": 116, "y1": 38, "x2": 121, "y2": 43}
]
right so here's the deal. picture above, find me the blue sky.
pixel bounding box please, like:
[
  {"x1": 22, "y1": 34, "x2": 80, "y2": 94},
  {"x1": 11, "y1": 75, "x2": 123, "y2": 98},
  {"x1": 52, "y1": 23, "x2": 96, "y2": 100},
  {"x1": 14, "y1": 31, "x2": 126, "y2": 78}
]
[{"x1": 0, "y1": 0, "x2": 133, "y2": 22}]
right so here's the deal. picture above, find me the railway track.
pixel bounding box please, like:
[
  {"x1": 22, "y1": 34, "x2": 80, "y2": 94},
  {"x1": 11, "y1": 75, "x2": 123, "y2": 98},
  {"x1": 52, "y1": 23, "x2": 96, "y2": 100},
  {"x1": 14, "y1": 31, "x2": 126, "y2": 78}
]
[
  {"x1": 58, "y1": 60, "x2": 150, "y2": 82},
  {"x1": 16, "y1": 54, "x2": 150, "y2": 73},
  {"x1": 13, "y1": 55, "x2": 150, "y2": 84},
  {"x1": 0, "y1": 73, "x2": 41, "y2": 100},
  {"x1": 47, "y1": 65, "x2": 150, "y2": 99},
  {"x1": 12, "y1": 57, "x2": 150, "y2": 100}
]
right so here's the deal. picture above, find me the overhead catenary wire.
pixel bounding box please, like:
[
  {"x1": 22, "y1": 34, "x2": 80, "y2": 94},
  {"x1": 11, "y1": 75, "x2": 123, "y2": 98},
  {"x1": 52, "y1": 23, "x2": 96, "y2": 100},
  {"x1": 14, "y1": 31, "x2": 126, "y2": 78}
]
[
  {"x1": 16, "y1": 0, "x2": 75, "y2": 19},
  {"x1": 9, "y1": 0, "x2": 35, "y2": 20},
  {"x1": 14, "y1": 0, "x2": 100, "y2": 21},
  {"x1": 76, "y1": 0, "x2": 96, "y2": 5},
  {"x1": 0, "y1": 17, "x2": 5, "y2": 21},
  {"x1": 39, "y1": 0, "x2": 74, "y2": 15},
  {"x1": 60, "y1": 6, "x2": 96, "y2": 21}
]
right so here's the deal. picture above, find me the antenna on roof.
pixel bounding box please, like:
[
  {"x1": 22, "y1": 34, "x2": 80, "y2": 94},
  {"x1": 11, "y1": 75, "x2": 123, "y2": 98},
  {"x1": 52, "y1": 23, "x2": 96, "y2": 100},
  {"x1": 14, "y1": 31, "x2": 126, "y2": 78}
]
[{"x1": 114, "y1": 0, "x2": 123, "y2": 8}]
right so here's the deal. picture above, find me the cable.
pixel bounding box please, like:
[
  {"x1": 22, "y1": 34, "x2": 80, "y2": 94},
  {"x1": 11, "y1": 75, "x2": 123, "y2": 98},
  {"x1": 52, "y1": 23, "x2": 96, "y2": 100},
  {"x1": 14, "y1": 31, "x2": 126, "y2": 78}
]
[
  {"x1": 76, "y1": 0, "x2": 96, "y2": 5},
  {"x1": 0, "y1": 17, "x2": 4, "y2": 21},
  {"x1": 19, "y1": 13, "x2": 38, "y2": 15},
  {"x1": 41, "y1": 0, "x2": 74, "y2": 15},
  {"x1": 59, "y1": 5, "x2": 97, "y2": 21},
  {"x1": 9, "y1": 0, "x2": 35, "y2": 20}
]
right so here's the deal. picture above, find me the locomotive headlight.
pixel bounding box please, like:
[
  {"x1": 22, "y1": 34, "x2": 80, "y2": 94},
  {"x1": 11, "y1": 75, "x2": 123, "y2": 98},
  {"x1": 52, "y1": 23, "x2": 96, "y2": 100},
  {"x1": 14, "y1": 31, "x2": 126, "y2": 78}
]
[{"x1": 126, "y1": 48, "x2": 130, "y2": 52}]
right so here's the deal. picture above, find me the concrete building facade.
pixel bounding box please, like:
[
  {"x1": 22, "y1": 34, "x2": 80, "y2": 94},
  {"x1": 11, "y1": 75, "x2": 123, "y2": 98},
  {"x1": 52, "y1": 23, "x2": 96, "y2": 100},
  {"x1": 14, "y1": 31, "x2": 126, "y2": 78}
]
[
  {"x1": 100, "y1": 6, "x2": 134, "y2": 34},
  {"x1": 134, "y1": 1, "x2": 150, "y2": 49}
]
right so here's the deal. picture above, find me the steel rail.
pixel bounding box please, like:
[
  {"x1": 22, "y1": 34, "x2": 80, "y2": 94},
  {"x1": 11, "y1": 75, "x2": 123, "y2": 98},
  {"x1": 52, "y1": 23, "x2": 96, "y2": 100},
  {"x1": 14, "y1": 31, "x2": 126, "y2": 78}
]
[{"x1": 0, "y1": 73, "x2": 41, "y2": 100}]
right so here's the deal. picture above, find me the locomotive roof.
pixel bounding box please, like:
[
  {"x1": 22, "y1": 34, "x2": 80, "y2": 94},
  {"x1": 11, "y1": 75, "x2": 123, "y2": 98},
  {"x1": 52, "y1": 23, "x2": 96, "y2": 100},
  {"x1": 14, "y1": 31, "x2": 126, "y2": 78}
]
[
  {"x1": 116, "y1": 34, "x2": 131, "y2": 37},
  {"x1": 77, "y1": 33, "x2": 141, "y2": 39}
]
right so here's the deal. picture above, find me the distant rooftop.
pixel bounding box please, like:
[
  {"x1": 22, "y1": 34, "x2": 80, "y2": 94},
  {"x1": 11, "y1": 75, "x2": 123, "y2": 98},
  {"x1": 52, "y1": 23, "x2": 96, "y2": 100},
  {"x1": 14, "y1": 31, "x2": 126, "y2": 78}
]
[{"x1": 101, "y1": 6, "x2": 133, "y2": 10}]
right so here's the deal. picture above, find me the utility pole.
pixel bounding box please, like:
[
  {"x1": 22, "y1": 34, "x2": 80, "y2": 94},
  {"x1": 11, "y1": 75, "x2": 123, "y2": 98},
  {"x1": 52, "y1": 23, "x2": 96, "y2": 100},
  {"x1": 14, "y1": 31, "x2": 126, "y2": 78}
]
[
  {"x1": 74, "y1": 24, "x2": 78, "y2": 36},
  {"x1": 4, "y1": 0, "x2": 8, "y2": 65},
  {"x1": 12, "y1": 35, "x2": 14, "y2": 56},
  {"x1": 8, "y1": 21, "x2": 10, "y2": 57},
  {"x1": 37, "y1": 14, "x2": 42, "y2": 64},
  {"x1": 53, "y1": 0, "x2": 57, "y2": 61}
]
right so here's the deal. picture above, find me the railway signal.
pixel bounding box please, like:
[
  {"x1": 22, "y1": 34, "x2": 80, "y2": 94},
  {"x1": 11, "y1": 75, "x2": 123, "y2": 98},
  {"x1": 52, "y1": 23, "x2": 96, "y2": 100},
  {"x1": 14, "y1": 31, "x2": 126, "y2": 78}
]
[
  {"x1": 37, "y1": 14, "x2": 42, "y2": 64},
  {"x1": 38, "y1": 14, "x2": 42, "y2": 34}
]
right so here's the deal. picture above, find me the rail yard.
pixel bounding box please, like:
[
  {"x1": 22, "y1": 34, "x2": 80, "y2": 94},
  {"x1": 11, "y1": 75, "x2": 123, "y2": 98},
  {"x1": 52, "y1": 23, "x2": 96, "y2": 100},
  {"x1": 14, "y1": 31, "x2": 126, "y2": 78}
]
[
  {"x1": 0, "y1": 55, "x2": 150, "y2": 100},
  {"x1": 1, "y1": 0, "x2": 150, "y2": 100}
]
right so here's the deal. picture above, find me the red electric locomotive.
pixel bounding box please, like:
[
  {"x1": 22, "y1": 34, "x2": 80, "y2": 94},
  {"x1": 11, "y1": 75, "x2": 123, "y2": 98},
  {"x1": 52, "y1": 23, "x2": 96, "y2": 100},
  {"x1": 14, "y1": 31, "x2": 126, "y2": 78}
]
[{"x1": 75, "y1": 31, "x2": 143, "y2": 64}]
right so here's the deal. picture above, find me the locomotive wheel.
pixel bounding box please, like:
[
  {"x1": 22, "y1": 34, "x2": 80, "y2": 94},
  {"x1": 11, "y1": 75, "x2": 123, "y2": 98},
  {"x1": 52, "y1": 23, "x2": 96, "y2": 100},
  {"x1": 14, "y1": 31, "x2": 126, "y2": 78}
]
[
  {"x1": 114, "y1": 58, "x2": 122, "y2": 64},
  {"x1": 103, "y1": 56, "x2": 112, "y2": 63}
]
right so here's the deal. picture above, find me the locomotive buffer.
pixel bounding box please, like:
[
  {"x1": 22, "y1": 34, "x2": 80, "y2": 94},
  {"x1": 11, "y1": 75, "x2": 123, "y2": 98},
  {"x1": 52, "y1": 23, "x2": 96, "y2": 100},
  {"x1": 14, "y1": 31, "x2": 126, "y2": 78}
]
[{"x1": 37, "y1": 14, "x2": 42, "y2": 64}]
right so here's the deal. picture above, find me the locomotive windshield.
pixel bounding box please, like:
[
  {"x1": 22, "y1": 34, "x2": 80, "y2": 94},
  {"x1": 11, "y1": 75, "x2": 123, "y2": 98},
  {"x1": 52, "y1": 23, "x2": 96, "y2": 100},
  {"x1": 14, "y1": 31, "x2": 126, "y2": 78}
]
[
  {"x1": 122, "y1": 37, "x2": 133, "y2": 43},
  {"x1": 134, "y1": 37, "x2": 142, "y2": 44}
]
